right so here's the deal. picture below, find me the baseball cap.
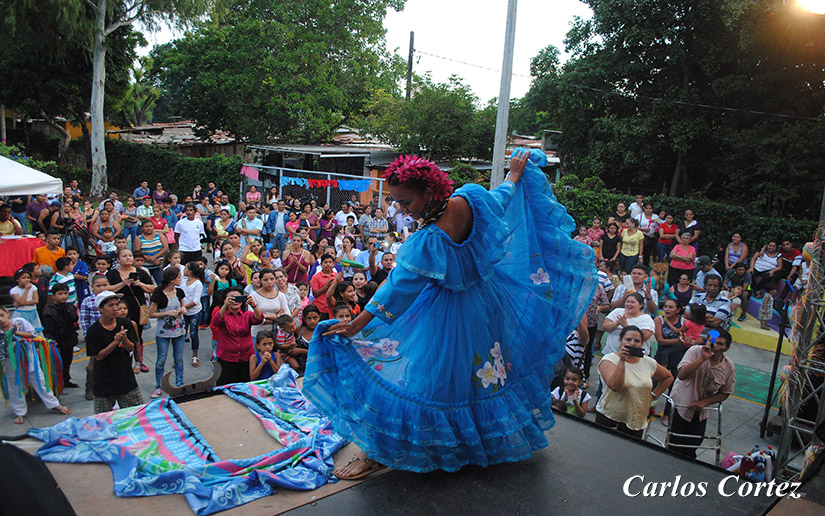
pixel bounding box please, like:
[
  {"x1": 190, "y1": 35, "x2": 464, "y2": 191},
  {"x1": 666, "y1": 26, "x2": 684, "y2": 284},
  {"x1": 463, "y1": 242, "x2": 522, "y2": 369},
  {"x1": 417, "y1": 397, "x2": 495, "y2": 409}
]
[
  {"x1": 696, "y1": 255, "x2": 712, "y2": 266},
  {"x1": 95, "y1": 291, "x2": 123, "y2": 307}
]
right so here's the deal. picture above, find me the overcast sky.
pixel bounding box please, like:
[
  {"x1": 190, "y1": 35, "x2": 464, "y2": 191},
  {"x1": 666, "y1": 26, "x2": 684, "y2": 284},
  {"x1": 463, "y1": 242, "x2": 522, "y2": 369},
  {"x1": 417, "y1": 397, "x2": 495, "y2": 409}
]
[{"x1": 139, "y1": 0, "x2": 593, "y2": 103}]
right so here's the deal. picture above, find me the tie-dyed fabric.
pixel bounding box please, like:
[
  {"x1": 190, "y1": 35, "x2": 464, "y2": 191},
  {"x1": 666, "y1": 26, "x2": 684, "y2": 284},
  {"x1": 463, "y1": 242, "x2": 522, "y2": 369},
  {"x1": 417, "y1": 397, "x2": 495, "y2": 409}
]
[{"x1": 29, "y1": 367, "x2": 347, "y2": 515}]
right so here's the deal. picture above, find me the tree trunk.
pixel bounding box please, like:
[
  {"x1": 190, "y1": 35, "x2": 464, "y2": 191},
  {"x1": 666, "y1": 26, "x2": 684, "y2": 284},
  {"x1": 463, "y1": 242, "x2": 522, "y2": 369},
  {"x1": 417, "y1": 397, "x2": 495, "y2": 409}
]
[
  {"x1": 669, "y1": 150, "x2": 685, "y2": 196},
  {"x1": 41, "y1": 112, "x2": 71, "y2": 160},
  {"x1": 90, "y1": 0, "x2": 108, "y2": 196},
  {"x1": 75, "y1": 111, "x2": 92, "y2": 168}
]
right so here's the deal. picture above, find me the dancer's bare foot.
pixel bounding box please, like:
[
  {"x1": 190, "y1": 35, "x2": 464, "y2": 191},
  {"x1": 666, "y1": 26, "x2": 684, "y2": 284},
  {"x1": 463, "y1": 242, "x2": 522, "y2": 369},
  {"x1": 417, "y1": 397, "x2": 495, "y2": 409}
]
[
  {"x1": 333, "y1": 450, "x2": 385, "y2": 480},
  {"x1": 52, "y1": 405, "x2": 71, "y2": 416},
  {"x1": 13, "y1": 416, "x2": 25, "y2": 424}
]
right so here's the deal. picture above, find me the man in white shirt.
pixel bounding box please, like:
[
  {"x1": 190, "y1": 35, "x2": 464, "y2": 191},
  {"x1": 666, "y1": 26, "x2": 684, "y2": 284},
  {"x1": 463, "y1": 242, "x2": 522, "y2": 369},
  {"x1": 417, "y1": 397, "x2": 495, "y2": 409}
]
[
  {"x1": 386, "y1": 200, "x2": 399, "y2": 220},
  {"x1": 629, "y1": 194, "x2": 645, "y2": 219},
  {"x1": 99, "y1": 191, "x2": 124, "y2": 213},
  {"x1": 174, "y1": 204, "x2": 205, "y2": 264},
  {"x1": 335, "y1": 203, "x2": 355, "y2": 226},
  {"x1": 692, "y1": 256, "x2": 722, "y2": 293},
  {"x1": 237, "y1": 205, "x2": 264, "y2": 245},
  {"x1": 610, "y1": 264, "x2": 658, "y2": 314},
  {"x1": 394, "y1": 211, "x2": 415, "y2": 234}
]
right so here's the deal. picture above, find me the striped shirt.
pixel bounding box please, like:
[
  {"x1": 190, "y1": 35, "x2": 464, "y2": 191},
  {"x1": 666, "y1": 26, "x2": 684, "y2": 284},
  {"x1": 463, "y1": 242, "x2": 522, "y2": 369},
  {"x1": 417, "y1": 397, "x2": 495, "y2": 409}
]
[
  {"x1": 139, "y1": 233, "x2": 164, "y2": 266},
  {"x1": 49, "y1": 272, "x2": 77, "y2": 306}
]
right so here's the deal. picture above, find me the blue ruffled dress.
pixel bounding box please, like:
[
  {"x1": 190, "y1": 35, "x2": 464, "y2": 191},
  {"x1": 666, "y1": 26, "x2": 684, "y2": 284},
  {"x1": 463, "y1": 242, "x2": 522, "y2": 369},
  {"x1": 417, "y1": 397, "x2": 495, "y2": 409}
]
[{"x1": 304, "y1": 149, "x2": 597, "y2": 473}]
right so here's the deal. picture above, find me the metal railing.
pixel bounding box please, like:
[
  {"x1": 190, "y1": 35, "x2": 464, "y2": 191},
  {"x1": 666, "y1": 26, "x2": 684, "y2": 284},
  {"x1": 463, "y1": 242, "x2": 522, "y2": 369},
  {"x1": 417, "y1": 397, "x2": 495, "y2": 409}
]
[
  {"x1": 644, "y1": 394, "x2": 724, "y2": 466},
  {"x1": 241, "y1": 164, "x2": 385, "y2": 213}
]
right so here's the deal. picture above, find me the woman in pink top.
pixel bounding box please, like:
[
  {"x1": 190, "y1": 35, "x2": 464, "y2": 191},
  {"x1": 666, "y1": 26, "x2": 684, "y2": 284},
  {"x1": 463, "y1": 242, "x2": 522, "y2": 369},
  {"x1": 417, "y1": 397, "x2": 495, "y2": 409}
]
[
  {"x1": 668, "y1": 232, "x2": 696, "y2": 285},
  {"x1": 210, "y1": 286, "x2": 264, "y2": 385},
  {"x1": 245, "y1": 185, "x2": 261, "y2": 204},
  {"x1": 587, "y1": 218, "x2": 605, "y2": 258},
  {"x1": 285, "y1": 211, "x2": 300, "y2": 237}
]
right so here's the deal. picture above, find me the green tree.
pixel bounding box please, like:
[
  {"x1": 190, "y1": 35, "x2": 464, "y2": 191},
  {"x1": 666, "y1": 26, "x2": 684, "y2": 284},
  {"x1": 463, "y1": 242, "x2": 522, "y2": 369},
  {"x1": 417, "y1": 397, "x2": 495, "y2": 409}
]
[
  {"x1": 0, "y1": 1, "x2": 136, "y2": 161},
  {"x1": 2, "y1": 0, "x2": 210, "y2": 193},
  {"x1": 517, "y1": 0, "x2": 825, "y2": 219},
  {"x1": 149, "y1": 0, "x2": 405, "y2": 143},
  {"x1": 111, "y1": 56, "x2": 160, "y2": 127},
  {"x1": 357, "y1": 75, "x2": 495, "y2": 161}
]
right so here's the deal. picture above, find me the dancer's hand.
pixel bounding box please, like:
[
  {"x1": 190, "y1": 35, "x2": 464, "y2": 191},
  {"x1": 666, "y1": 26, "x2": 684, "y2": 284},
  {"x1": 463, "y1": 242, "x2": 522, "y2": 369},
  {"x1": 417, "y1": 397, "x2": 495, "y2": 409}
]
[
  {"x1": 323, "y1": 321, "x2": 359, "y2": 337},
  {"x1": 507, "y1": 150, "x2": 530, "y2": 185}
]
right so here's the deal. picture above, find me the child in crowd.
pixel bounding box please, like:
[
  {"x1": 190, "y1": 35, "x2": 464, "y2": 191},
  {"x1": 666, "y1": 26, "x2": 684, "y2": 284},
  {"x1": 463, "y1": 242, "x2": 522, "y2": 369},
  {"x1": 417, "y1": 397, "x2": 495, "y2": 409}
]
[
  {"x1": 133, "y1": 251, "x2": 153, "y2": 279},
  {"x1": 551, "y1": 366, "x2": 590, "y2": 417},
  {"x1": 249, "y1": 330, "x2": 280, "y2": 381},
  {"x1": 309, "y1": 254, "x2": 338, "y2": 319},
  {"x1": 182, "y1": 261, "x2": 205, "y2": 367},
  {"x1": 21, "y1": 263, "x2": 50, "y2": 316},
  {"x1": 296, "y1": 281, "x2": 311, "y2": 313},
  {"x1": 96, "y1": 226, "x2": 116, "y2": 256},
  {"x1": 679, "y1": 303, "x2": 707, "y2": 346},
  {"x1": 726, "y1": 285, "x2": 743, "y2": 318},
  {"x1": 195, "y1": 256, "x2": 213, "y2": 329},
  {"x1": 111, "y1": 234, "x2": 129, "y2": 266},
  {"x1": 244, "y1": 270, "x2": 261, "y2": 295},
  {"x1": 0, "y1": 307, "x2": 70, "y2": 424},
  {"x1": 275, "y1": 315, "x2": 304, "y2": 371},
  {"x1": 33, "y1": 231, "x2": 65, "y2": 271},
  {"x1": 269, "y1": 247, "x2": 282, "y2": 268},
  {"x1": 275, "y1": 315, "x2": 298, "y2": 371},
  {"x1": 759, "y1": 283, "x2": 777, "y2": 331},
  {"x1": 573, "y1": 225, "x2": 591, "y2": 245},
  {"x1": 10, "y1": 268, "x2": 43, "y2": 334},
  {"x1": 49, "y1": 257, "x2": 78, "y2": 306},
  {"x1": 333, "y1": 225, "x2": 345, "y2": 253},
  {"x1": 325, "y1": 277, "x2": 361, "y2": 320},
  {"x1": 93, "y1": 255, "x2": 111, "y2": 278},
  {"x1": 209, "y1": 260, "x2": 239, "y2": 308},
  {"x1": 66, "y1": 247, "x2": 89, "y2": 304},
  {"x1": 42, "y1": 283, "x2": 79, "y2": 388},
  {"x1": 332, "y1": 303, "x2": 353, "y2": 324},
  {"x1": 80, "y1": 275, "x2": 110, "y2": 335},
  {"x1": 295, "y1": 305, "x2": 320, "y2": 373},
  {"x1": 385, "y1": 231, "x2": 401, "y2": 255},
  {"x1": 79, "y1": 275, "x2": 111, "y2": 400},
  {"x1": 163, "y1": 250, "x2": 184, "y2": 276}
]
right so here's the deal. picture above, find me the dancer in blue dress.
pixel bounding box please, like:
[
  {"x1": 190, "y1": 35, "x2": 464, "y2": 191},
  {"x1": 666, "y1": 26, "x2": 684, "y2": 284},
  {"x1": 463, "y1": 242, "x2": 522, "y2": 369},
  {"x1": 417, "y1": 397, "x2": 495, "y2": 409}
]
[{"x1": 304, "y1": 149, "x2": 597, "y2": 477}]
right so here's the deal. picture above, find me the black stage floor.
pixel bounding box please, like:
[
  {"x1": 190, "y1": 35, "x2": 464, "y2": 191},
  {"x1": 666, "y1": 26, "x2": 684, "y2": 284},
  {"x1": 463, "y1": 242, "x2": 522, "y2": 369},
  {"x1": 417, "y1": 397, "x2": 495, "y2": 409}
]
[{"x1": 286, "y1": 413, "x2": 784, "y2": 516}]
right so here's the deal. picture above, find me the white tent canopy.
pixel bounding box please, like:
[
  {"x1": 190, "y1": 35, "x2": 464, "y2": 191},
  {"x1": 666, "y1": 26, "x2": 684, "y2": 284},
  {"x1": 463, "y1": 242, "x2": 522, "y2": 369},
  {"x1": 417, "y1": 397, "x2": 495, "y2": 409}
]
[{"x1": 0, "y1": 155, "x2": 63, "y2": 195}]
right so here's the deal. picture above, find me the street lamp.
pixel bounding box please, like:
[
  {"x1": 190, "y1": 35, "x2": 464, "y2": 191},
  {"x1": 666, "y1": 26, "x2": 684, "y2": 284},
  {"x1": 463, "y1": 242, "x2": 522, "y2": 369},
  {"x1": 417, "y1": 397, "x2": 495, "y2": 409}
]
[{"x1": 797, "y1": 0, "x2": 825, "y2": 15}]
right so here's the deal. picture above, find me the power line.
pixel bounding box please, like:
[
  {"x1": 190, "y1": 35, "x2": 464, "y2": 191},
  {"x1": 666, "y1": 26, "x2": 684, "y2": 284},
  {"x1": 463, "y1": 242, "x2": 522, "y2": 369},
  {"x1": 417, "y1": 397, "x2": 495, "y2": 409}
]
[
  {"x1": 415, "y1": 49, "x2": 532, "y2": 78},
  {"x1": 414, "y1": 48, "x2": 823, "y2": 123}
]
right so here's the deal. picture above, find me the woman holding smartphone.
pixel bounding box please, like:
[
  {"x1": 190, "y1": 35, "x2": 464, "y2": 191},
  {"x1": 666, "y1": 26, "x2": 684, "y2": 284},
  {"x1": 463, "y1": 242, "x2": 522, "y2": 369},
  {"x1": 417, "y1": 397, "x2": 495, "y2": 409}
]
[
  {"x1": 210, "y1": 286, "x2": 264, "y2": 385},
  {"x1": 596, "y1": 325, "x2": 673, "y2": 438}
]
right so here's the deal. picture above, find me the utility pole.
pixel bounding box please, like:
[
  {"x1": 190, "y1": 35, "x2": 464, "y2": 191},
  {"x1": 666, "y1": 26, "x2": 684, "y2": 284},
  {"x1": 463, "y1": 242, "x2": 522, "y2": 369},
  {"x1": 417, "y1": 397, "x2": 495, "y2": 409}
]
[
  {"x1": 490, "y1": 0, "x2": 518, "y2": 189},
  {"x1": 406, "y1": 31, "x2": 415, "y2": 100}
]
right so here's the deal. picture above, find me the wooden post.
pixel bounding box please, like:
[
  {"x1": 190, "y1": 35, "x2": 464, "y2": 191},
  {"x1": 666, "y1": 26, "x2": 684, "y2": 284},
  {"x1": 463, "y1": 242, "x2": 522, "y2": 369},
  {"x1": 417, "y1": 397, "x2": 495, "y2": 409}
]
[{"x1": 406, "y1": 31, "x2": 415, "y2": 100}]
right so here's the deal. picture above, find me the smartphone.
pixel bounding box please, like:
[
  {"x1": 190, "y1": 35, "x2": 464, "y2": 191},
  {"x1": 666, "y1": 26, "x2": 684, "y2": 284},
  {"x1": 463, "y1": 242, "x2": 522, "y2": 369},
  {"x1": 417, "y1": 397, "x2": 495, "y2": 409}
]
[
  {"x1": 128, "y1": 272, "x2": 139, "y2": 280},
  {"x1": 232, "y1": 295, "x2": 247, "y2": 303},
  {"x1": 627, "y1": 346, "x2": 644, "y2": 358},
  {"x1": 622, "y1": 275, "x2": 635, "y2": 292}
]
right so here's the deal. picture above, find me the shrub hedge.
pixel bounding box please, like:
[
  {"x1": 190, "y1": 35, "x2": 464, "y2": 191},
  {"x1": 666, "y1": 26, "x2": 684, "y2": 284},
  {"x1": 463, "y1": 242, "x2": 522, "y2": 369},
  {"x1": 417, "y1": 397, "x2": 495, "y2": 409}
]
[
  {"x1": 554, "y1": 187, "x2": 818, "y2": 252},
  {"x1": 105, "y1": 140, "x2": 244, "y2": 200}
]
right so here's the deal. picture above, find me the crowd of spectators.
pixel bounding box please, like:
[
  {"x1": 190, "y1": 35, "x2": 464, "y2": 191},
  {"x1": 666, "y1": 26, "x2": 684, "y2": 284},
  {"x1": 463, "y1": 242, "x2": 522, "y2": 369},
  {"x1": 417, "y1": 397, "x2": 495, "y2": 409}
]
[
  {"x1": 563, "y1": 192, "x2": 811, "y2": 459},
  {"x1": 2, "y1": 179, "x2": 412, "y2": 415}
]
